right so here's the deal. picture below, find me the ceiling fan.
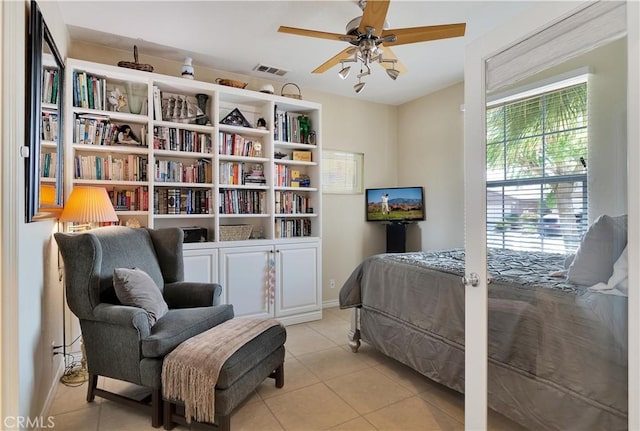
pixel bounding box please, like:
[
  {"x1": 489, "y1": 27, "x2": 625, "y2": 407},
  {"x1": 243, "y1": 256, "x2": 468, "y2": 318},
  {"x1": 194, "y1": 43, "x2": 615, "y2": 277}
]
[{"x1": 278, "y1": 0, "x2": 466, "y2": 93}]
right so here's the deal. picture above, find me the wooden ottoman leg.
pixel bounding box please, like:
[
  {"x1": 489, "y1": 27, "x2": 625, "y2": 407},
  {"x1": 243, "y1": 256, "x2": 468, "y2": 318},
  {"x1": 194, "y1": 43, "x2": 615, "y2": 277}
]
[
  {"x1": 275, "y1": 364, "x2": 284, "y2": 388},
  {"x1": 217, "y1": 414, "x2": 231, "y2": 431},
  {"x1": 163, "y1": 399, "x2": 175, "y2": 430}
]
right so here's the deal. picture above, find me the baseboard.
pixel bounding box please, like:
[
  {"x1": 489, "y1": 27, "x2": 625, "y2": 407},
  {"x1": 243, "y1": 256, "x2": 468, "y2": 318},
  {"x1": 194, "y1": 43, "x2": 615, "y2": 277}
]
[
  {"x1": 40, "y1": 358, "x2": 65, "y2": 423},
  {"x1": 323, "y1": 299, "x2": 340, "y2": 309},
  {"x1": 278, "y1": 310, "x2": 322, "y2": 326}
]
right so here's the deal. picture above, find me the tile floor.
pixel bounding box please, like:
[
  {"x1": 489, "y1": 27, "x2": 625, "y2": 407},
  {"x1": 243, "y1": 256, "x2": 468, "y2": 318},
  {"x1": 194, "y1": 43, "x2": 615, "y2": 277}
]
[{"x1": 48, "y1": 307, "x2": 524, "y2": 430}]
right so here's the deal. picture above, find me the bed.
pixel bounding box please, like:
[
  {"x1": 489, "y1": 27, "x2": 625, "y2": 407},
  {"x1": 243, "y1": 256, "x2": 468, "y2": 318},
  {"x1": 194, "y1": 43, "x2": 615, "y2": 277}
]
[{"x1": 339, "y1": 246, "x2": 628, "y2": 430}]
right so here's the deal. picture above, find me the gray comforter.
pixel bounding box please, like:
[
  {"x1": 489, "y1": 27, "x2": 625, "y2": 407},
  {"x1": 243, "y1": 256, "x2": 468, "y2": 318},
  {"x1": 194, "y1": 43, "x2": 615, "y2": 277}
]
[{"x1": 340, "y1": 248, "x2": 628, "y2": 430}]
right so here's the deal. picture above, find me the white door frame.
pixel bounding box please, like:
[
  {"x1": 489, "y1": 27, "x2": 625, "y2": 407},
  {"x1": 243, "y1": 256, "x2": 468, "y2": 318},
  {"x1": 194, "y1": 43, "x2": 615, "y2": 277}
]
[{"x1": 463, "y1": 1, "x2": 640, "y2": 429}]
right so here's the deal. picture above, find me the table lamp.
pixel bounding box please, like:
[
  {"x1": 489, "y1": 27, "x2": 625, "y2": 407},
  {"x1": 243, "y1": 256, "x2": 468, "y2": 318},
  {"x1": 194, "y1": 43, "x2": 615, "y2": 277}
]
[{"x1": 58, "y1": 186, "x2": 118, "y2": 383}]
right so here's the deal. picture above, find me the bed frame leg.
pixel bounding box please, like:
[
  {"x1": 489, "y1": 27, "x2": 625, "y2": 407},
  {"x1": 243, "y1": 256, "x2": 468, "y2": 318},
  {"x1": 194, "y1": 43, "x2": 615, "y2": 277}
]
[{"x1": 348, "y1": 308, "x2": 361, "y2": 353}]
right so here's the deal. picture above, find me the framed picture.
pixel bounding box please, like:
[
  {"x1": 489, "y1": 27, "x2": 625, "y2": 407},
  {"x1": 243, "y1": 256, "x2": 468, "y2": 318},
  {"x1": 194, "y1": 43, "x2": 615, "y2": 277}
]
[{"x1": 322, "y1": 150, "x2": 364, "y2": 194}]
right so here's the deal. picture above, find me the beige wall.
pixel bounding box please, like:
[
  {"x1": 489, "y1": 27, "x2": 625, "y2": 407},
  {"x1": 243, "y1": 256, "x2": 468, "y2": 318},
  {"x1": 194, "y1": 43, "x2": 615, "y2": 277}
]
[
  {"x1": 69, "y1": 41, "x2": 399, "y2": 305},
  {"x1": 397, "y1": 82, "x2": 465, "y2": 251}
]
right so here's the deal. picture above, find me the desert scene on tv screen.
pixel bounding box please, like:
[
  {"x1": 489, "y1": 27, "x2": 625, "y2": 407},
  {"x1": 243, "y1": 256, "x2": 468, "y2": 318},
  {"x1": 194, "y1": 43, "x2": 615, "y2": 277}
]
[{"x1": 367, "y1": 188, "x2": 423, "y2": 221}]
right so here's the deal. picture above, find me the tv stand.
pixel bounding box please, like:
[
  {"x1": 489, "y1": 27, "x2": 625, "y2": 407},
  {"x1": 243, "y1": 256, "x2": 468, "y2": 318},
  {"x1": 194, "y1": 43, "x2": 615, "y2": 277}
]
[{"x1": 386, "y1": 222, "x2": 407, "y2": 253}]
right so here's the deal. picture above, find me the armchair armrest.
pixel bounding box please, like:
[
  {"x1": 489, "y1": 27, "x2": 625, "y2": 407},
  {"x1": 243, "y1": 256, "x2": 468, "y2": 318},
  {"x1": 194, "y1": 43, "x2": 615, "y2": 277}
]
[
  {"x1": 163, "y1": 282, "x2": 222, "y2": 308},
  {"x1": 92, "y1": 303, "x2": 151, "y2": 338}
]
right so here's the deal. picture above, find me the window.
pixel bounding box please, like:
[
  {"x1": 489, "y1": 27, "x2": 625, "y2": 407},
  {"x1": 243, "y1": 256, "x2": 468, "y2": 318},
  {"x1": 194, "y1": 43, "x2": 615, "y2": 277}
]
[{"x1": 486, "y1": 80, "x2": 588, "y2": 253}]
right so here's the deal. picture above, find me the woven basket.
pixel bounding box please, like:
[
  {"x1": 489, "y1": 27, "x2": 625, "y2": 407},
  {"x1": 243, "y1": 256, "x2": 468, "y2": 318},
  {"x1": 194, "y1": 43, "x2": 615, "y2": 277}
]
[
  {"x1": 220, "y1": 224, "x2": 253, "y2": 241},
  {"x1": 281, "y1": 83, "x2": 302, "y2": 100},
  {"x1": 216, "y1": 78, "x2": 248, "y2": 89},
  {"x1": 118, "y1": 45, "x2": 154, "y2": 72}
]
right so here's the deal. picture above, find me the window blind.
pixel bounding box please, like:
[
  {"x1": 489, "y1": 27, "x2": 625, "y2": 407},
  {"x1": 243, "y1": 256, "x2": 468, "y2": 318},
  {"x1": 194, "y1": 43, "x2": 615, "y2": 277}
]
[
  {"x1": 485, "y1": 1, "x2": 625, "y2": 93},
  {"x1": 486, "y1": 82, "x2": 588, "y2": 253}
]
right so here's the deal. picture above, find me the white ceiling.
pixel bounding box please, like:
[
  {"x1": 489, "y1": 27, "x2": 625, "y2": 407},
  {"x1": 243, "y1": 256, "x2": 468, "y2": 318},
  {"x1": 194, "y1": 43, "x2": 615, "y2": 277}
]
[{"x1": 56, "y1": 1, "x2": 535, "y2": 106}]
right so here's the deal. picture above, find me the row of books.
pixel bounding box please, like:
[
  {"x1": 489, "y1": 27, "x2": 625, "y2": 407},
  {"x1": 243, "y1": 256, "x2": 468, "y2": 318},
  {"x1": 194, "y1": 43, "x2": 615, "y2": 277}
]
[
  {"x1": 219, "y1": 162, "x2": 266, "y2": 185},
  {"x1": 154, "y1": 159, "x2": 212, "y2": 184},
  {"x1": 153, "y1": 126, "x2": 212, "y2": 153},
  {"x1": 72, "y1": 71, "x2": 107, "y2": 110},
  {"x1": 274, "y1": 218, "x2": 312, "y2": 238},
  {"x1": 274, "y1": 165, "x2": 310, "y2": 187},
  {"x1": 274, "y1": 191, "x2": 312, "y2": 215},
  {"x1": 42, "y1": 67, "x2": 60, "y2": 105},
  {"x1": 74, "y1": 154, "x2": 148, "y2": 181},
  {"x1": 40, "y1": 152, "x2": 57, "y2": 178},
  {"x1": 154, "y1": 188, "x2": 211, "y2": 215},
  {"x1": 41, "y1": 112, "x2": 58, "y2": 141},
  {"x1": 74, "y1": 115, "x2": 117, "y2": 146},
  {"x1": 219, "y1": 189, "x2": 267, "y2": 215},
  {"x1": 273, "y1": 108, "x2": 311, "y2": 144},
  {"x1": 218, "y1": 132, "x2": 262, "y2": 157},
  {"x1": 109, "y1": 186, "x2": 149, "y2": 211}
]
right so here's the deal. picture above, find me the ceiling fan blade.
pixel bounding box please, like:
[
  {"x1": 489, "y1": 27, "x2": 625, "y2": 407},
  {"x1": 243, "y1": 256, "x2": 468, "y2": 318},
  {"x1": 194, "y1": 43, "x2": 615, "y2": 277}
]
[
  {"x1": 378, "y1": 46, "x2": 407, "y2": 74},
  {"x1": 382, "y1": 23, "x2": 466, "y2": 46},
  {"x1": 278, "y1": 26, "x2": 355, "y2": 42},
  {"x1": 358, "y1": 0, "x2": 391, "y2": 36},
  {"x1": 312, "y1": 48, "x2": 355, "y2": 74}
]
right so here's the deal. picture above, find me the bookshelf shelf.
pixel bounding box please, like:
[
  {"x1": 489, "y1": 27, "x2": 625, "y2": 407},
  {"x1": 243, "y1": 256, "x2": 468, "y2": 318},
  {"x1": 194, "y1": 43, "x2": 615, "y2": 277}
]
[{"x1": 154, "y1": 149, "x2": 213, "y2": 159}]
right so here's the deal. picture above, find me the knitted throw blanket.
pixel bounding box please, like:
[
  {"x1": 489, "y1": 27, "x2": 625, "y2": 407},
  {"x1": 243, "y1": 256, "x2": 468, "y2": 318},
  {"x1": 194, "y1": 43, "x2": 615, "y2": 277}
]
[{"x1": 161, "y1": 317, "x2": 282, "y2": 424}]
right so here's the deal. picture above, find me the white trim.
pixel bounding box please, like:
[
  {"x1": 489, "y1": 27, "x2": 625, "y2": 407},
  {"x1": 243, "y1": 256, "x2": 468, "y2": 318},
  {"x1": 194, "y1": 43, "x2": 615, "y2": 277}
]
[
  {"x1": 322, "y1": 299, "x2": 339, "y2": 309},
  {"x1": 487, "y1": 67, "x2": 590, "y2": 106},
  {"x1": 627, "y1": 1, "x2": 639, "y2": 429},
  {"x1": 1, "y1": 0, "x2": 23, "y2": 421},
  {"x1": 40, "y1": 361, "x2": 64, "y2": 420}
]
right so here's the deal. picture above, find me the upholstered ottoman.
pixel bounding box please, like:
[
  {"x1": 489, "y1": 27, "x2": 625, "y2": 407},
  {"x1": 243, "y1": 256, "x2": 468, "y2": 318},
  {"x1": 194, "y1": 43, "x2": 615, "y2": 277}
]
[{"x1": 162, "y1": 320, "x2": 286, "y2": 431}]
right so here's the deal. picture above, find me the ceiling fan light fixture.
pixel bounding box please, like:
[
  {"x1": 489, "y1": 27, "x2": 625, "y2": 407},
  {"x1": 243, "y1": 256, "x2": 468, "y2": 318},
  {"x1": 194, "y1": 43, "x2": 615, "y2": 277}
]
[
  {"x1": 386, "y1": 68, "x2": 400, "y2": 80},
  {"x1": 354, "y1": 81, "x2": 366, "y2": 94},
  {"x1": 338, "y1": 65, "x2": 351, "y2": 80}
]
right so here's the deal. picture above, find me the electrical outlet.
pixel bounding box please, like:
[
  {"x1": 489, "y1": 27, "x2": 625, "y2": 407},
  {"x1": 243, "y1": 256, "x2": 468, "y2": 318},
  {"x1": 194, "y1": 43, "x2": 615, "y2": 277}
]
[{"x1": 329, "y1": 279, "x2": 336, "y2": 289}]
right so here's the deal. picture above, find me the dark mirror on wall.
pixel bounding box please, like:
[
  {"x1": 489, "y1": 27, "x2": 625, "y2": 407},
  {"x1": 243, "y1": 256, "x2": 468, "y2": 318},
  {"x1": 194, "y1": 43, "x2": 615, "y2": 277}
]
[{"x1": 26, "y1": 0, "x2": 64, "y2": 222}]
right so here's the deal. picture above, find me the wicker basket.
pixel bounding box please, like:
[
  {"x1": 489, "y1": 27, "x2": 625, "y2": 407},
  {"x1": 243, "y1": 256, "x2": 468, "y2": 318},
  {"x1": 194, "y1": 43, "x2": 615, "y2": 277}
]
[
  {"x1": 216, "y1": 78, "x2": 248, "y2": 89},
  {"x1": 117, "y1": 45, "x2": 154, "y2": 72},
  {"x1": 281, "y1": 82, "x2": 302, "y2": 100},
  {"x1": 219, "y1": 224, "x2": 253, "y2": 241}
]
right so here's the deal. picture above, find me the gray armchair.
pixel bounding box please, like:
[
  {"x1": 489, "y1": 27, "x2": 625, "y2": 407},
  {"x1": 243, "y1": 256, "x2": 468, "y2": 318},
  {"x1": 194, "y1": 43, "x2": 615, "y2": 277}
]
[{"x1": 54, "y1": 226, "x2": 234, "y2": 427}]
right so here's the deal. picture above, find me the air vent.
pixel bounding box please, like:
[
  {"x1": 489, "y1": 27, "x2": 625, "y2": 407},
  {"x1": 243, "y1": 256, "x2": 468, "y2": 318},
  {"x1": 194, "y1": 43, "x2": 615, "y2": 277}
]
[{"x1": 253, "y1": 64, "x2": 289, "y2": 76}]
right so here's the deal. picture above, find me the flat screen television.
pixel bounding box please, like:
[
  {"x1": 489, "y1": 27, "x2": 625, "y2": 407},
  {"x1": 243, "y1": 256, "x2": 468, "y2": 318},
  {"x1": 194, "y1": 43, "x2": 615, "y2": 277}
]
[{"x1": 366, "y1": 186, "x2": 425, "y2": 222}]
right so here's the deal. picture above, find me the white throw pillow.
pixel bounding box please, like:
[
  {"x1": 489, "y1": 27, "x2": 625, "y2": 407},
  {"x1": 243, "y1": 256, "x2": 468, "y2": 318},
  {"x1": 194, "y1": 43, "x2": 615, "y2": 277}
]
[
  {"x1": 608, "y1": 246, "x2": 629, "y2": 295},
  {"x1": 113, "y1": 267, "x2": 169, "y2": 326},
  {"x1": 567, "y1": 214, "x2": 627, "y2": 286}
]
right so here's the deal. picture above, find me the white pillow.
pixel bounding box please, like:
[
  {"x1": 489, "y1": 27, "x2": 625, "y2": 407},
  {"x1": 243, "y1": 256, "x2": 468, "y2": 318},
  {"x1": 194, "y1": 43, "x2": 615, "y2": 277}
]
[
  {"x1": 567, "y1": 214, "x2": 627, "y2": 286},
  {"x1": 589, "y1": 246, "x2": 628, "y2": 296}
]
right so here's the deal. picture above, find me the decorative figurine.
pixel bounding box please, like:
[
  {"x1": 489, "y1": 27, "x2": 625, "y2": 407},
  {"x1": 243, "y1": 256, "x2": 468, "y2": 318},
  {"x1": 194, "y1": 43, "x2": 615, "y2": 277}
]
[
  {"x1": 116, "y1": 124, "x2": 140, "y2": 146},
  {"x1": 181, "y1": 57, "x2": 194, "y2": 79},
  {"x1": 257, "y1": 117, "x2": 267, "y2": 130},
  {"x1": 298, "y1": 115, "x2": 311, "y2": 144},
  {"x1": 108, "y1": 87, "x2": 127, "y2": 112}
]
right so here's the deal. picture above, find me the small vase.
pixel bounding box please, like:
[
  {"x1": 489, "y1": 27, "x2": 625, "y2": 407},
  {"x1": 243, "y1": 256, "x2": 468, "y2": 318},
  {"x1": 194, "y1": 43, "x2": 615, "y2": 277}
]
[
  {"x1": 195, "y1": 93, "x2": 209, "y2": 125},
  {"x1": 181, "y1": 57, "x2": 194, "y2": 80},
  {"x1": 124, "y1": 82, "x2": 145, "y2": 115}
]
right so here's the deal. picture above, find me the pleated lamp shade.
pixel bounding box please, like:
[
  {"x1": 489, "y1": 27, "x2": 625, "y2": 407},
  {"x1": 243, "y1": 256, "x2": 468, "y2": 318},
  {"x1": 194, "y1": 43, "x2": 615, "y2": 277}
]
[
  {"x1": 39, "y1": 184, "x2": 57, "y2": 206},
  {"x1": 60, "y1": 187, "x2": 118, "y2": 224}
]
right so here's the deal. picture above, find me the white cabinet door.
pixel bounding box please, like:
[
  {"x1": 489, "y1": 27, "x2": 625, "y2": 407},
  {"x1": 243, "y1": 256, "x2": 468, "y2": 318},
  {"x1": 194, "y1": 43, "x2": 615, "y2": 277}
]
[
  {"x1": 218, "y1": 245, "x2": 272, "y2": 319},
  {"x1": 275, "y1": 242, "x2": 321, "y2": 320},
  {"x1": 183, "y1": 248, "x2": 217, "y2": 284}
]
